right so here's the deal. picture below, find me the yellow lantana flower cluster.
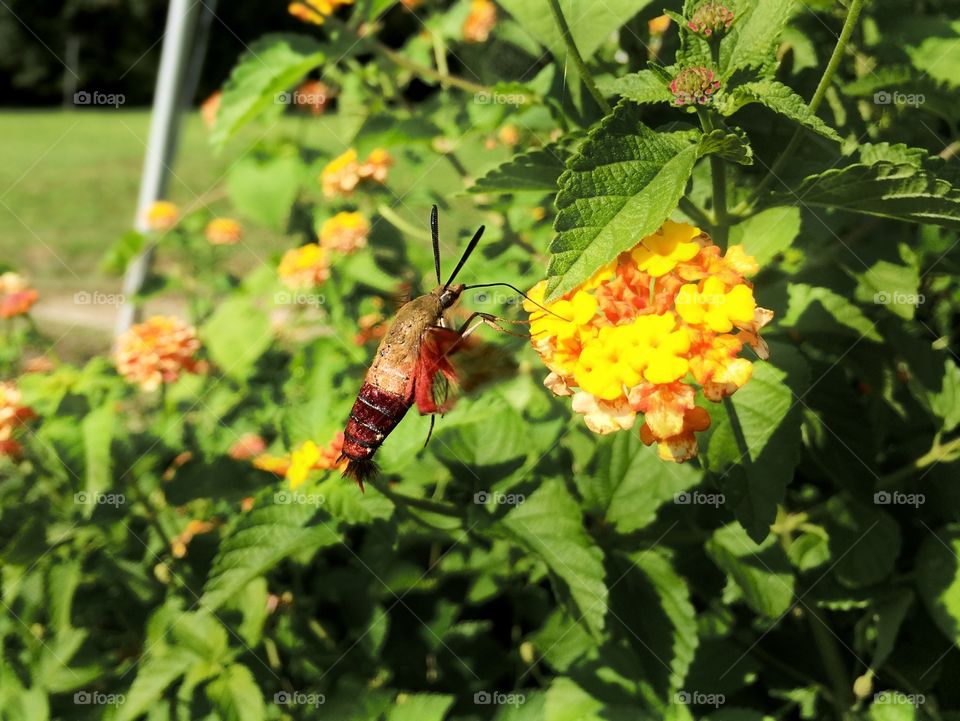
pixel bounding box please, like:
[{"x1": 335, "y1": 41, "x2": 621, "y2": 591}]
[
  {"x1": 320, "y1": 148, "x2": 392, "y2": 198},
  {"x1": 526, "y1": 220, "x2": 773, "y2": 462}
]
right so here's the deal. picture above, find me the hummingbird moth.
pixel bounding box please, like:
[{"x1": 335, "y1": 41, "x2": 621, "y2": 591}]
[{"x1": 338, "y1": 205, "x2": 535, "y2": 489}]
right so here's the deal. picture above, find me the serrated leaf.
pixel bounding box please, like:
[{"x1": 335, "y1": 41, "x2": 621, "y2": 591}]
[
  {"x1": 226, "y1": 154, "x2": 303, "y2": 231},
  {"x1": 471, "y1": 144, "x2": 571, "y2": 193},
  {"x1": 206, "y1": 664, "x2": 266, "y2": 721},
  {"x1": 116, "y1": 648, "x2": 199, "y2": 721},
  {"x1": 598, "y1": 69, "x2": 672, "y2": 105},
  {"x1": 769, "y1": 162, "x2": 960, "y2": 230},
  {"x1": 546, "y1": 103, "x2": 700, "y2": 300},
  {"x1": 201, "y1": 500, "x2": 340, "y2": 612},
  {"x1": 211, "y1": 34, "x2": 325, "y2": 149},
  {"x1": 502, "y1": 478, "x2": 607, "y2": 637},
  {"x1": 619, "y1": 550, "x2": 699, "y2": 693},
  {"x1": 698, "y1": 128, "x2": 754, "y2": 165},
  {"x1": 706, "y1": 523, "x2": 795, "y2": 618},
  {"x1": 719, "y1": 81, "x2": 841, "y2": 142},
  {"x1": 582, "y1": 433, "x2": 702, "y2": 534},
  {"x1": 720, "y1": 0, "x2": 796, "y2": 75},
  {"x1": 708, "y1": 346, "x2": 809, "y2": 543}
]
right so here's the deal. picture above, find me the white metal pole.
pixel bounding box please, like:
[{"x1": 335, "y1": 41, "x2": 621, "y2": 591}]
[{"x1": 115, "y1": 0, "x2": 203, "y2": 336}]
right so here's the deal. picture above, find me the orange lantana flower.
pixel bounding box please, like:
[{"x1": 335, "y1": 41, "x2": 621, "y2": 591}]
[
  {"x1": 115, "y1": 316, "x2": 203, "y2": 391},
  {"x1": 205, "y1": 218, "x2": 243, "y2": 245},
  {"x1": 526, "y1": 221, "x2": 773, "y2": 462},
  {"x1": 319, "y1": 211, "x2": 369, "y2": 254}
]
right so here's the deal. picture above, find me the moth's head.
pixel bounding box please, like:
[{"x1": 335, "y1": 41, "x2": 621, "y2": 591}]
[{"x1": 436, "y1": 283, "x2": 465, "y2": 309}]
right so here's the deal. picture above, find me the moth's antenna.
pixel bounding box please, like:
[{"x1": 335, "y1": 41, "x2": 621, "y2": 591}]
[
  {"x1": 430, "y1": 205, "x2": 442, "y2": 286},
  {"x1": 444, "y1": 225, "x2": 485, "y2": 289},
  {"x1": 464, "y1": 282, "x2": 571, "y2": 321}
]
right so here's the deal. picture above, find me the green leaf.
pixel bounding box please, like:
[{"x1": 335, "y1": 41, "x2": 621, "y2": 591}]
[
  {"x1": 905, "y1": 20, "x2": 960, "y2": 89},
  {"x1": 200, "y1": 296, "x2": 274, "y2": 382},
  {"x1": 624, "y1": 550, "x2": 699, "y2": 692},
  {"x1": 719, "y1": 0, "x2": 796, "y2": 75},
  {"x1": 698, "y1": 128, "x2": 754, "y2": 166},
  {"x1": 502, "y1": 478, "x2": 607, "y2": 637},
  {"x1": 386, "y1": 693, "x2": 455, "y2": 721},
  {"x1": 706, "y1": 523, "x2": 795, "y2": 618},
  {"x1": 582, "y1": 433, "x2": 702, "y2": 534},
  {"x1": 825, "y1": 497, "x2": 901, "y2": 588},
  {"x1": 226, "y1": 154, "x2": 304, "y2": 231},
  {"x1": 707, "y1": 347, "x2": 809, "y2": 543},
  {"x1": 916, "y1": 524, "x2": 960, "y2": 646},
  {"x1": 206, "y1": 664, "x2": 266, "y2": 721},
  {"x1": 170, "y1": 612, "x2": 229, "y2": 662},
  {"x1": 497, "y1": 0, "x2": 655, "y2": 60},
  {"x1": 778, "y1": 283, "x2": 882, "y2": 342},
  {"x1": 546, "y1": 103, "x2": 700, "y2": 300},
  {"x1": 728, "y1": 206, "x2": 800, "y2": 266},
  {"x1": 598, "y1": 70, "x2": 672, "y2": 105},
  {"x1": 769, "y1": 162, "x2": 960, "y2": 230},
  {"x1": 718, "y1": 81, "x2": 841, "y2": 142},
  {"x1": 116, "y1": 648, "x2": 199, "y2": 721},
  {"x1": 211, "y1": 34, "x2": 325, "y2": 149},
  {"x1": 81, "y1": 402, "x2": 115, "y2": 506},
  {"x1": 201, "y1": 499, "x2": 340, "y2": 612},
  {"x1": 471, "y1": 144, "x2": 571, "y2": 193}
]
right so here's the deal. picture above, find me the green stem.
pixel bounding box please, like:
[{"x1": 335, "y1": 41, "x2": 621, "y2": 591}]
[
  {"x1": 807, "y1": 604, "x2": 853, "y2": 721},
  {"x1": 377, "y1": 204, "x2": 433, "y2": 241},
  {"x1": 698, "y1": 108, "x2": 729, "y2": 248},
  {"x1": 545, "y1": 0, "x2": 612, "y2": 114},
  {"x1": 678, "y1": 197, "x2": 714, "y2": 228},
  {"x1": 879, "y1": 434, "x2": 960, "y2": 485},
  {"x1": 737, "y1": 0, "x2": 865, "y2": 212}
]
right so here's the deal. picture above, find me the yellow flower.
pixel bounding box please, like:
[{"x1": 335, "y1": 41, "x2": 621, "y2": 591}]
[
  {"x1": 675, "y1": 276, "x2": 756, "y2": 333},
  {"x1": 526, "y1": 218, "x2": 773, "y2": 463},
  {"x1": 288, "y1": 0, "x2": 353, "y2": 25},
  {"x1": 319, "y1": 211, "x2": 369, "y2": 254},
  {"x1": 287, "y1": 440, "x2": 321, "y2": 490},
  {"x1": 321, "y1": 148, "x2": 390, "y2": 198},
  {"x1": 278, "y1": 244, "x2": 330, "y2": 289},
  {"x1": 631, "y1": 220, "x2": 702, "y2": 277},
  {"x1": 144, "y1": 201, "x2": 178, "y2": 231}
]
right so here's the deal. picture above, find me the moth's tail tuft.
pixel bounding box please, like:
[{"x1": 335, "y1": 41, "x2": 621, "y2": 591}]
[{"x1": 340, "y1": 455, "x2": 378, "y2": 492}]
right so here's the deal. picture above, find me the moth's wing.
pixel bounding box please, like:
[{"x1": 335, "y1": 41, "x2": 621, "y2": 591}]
[{"x1": 412, "y1": 326, "x2": 461, "y2": 415}]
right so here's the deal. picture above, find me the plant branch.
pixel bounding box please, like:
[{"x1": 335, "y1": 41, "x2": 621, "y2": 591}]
[
  {"x1": 367, "y1": 477, "x2": 462, "y2": 518},
  {"x1": 723, "y1": 396, "x2": 751, "y2": 465},
  {"x1": 737, "y1": 0, "x2": 865, "y2": 211},
  {"x1": 807, "y1": 604, "x2": 853, "y2": 721},
  {"x1": 545, "y1": 0, "x2": 613, "y2": 114},
  {"x1": 697, "y1": 108, "x2": 729, "y2": 247}
]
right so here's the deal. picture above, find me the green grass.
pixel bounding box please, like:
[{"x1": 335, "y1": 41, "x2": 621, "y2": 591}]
[{"x1": 0, "y1": 110, "x2": 285, "y2": 292}]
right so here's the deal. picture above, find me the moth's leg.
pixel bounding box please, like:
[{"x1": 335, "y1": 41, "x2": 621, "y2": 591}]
[{"x1": 423, "y1": 414, "x2": 436, "y2": 448}]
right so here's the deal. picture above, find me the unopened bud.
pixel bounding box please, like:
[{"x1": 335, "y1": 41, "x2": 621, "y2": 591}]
[
  {"x1": 670, "y1": 66, "x2": 721, "y2": 106},
  {"x1": 687, "y1": 2, "x2": 734, "y2": 37}
]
